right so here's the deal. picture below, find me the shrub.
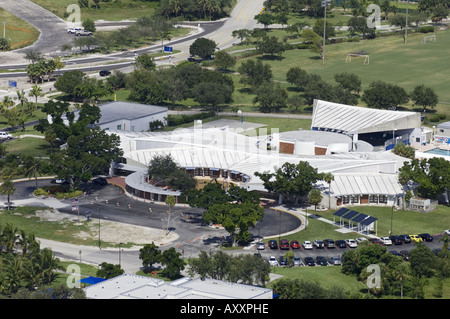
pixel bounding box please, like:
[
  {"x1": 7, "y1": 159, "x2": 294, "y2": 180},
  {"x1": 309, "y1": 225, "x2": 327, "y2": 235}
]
[{"x1": 418, "y1": 26, "x2": 435, "y2": 33}]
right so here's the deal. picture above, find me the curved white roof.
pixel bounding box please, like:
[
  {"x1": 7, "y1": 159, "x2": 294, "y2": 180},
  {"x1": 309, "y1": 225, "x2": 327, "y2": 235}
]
[{"x1": 311, "y1": 99, "x2": 421, "y2": 134}]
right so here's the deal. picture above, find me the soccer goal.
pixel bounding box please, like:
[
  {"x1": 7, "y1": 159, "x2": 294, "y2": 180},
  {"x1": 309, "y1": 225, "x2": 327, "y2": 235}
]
[
  {"x1": 345, "y1": 53, "x2": 370, "y2": 65},
  {"x1": 421, "y1": 35, "x2": 436, "y2": 44}
]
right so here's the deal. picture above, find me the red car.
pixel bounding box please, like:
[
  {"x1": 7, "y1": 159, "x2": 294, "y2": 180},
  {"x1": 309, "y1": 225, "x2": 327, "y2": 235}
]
[
  {"x1": 280, "y1": 239, "x2": 290, "y2": 250},
  {"x1": 291, "y1": 240, "x2": 300, "y2": 249}
]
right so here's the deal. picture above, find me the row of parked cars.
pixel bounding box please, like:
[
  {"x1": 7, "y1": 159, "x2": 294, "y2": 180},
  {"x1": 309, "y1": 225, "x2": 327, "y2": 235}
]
[
  {"x1": 258, "y1": 233, "x2": 435, "y2": 252},
  {"x1": 268, "y1": 255, "x2": 342, "y2": 267}
]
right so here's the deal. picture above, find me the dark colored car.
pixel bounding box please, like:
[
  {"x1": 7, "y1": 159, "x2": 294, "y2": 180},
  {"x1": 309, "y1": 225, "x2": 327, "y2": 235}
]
[
  {"x1": 389, "y1": 250, "x2": 402, "y2": 257},
  {"x1": 268, "y1": 240, "x2": 278, "y2": 250},
  {"x1": 280, "y1": 239, "x2": 290, "y2": 250},
  {"x1": 335, "y1": 240, "x2": 347, "y2": 248},
  {"x1": 389, "y1": 235, "x2": 404, "y2": 245},
  {"x1": 369, "y1": 238, "x2": 383, "y2": 245},
  {"x1": 290, "y1": 240, "x2": 300, "y2": 249},
  {"x1": 93, "y1": 177, "x2": 107, "y2": 185},
  {"x1": 324, "y1": 239, "x2": 335, "y2": 248},
  {"x1": 399, "y1": 250, "x2": 409, "y2": 260},
  {"x1": 99, "y1": 70, "x2": 111, "y2": 76},
  {"x1": 419, "y1": 233, "x2": 433, "y2": 242},
  {"x1": 399, "y1": 234, "x2": 412, "y2": 244},
  {"x1": 316, "y1": 256, "x2": 328, "y2": 266},
  {"x1": 279, "y1": 256, "x2": 288, "y2": 266},
  {"x1": 304, "y1": 257, "x2": 316, "y2": 266}
]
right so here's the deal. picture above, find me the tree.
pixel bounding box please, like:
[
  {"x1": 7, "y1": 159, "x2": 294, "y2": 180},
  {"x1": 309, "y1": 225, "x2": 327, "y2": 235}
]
[
  {"x1": 238, "y1": 59, "x2": 272, "y2": 90},
  {"x1": 252, "y1": 81, "x2": 288, "y2": 113},
  {"x1": 54, "y1": 70, "x2": 86, "y2": 97},
  {"x1": 134, "y1": 53, "x2": 156, "y2": 70},
  {"x1": 392, "y1": 142, "x2": 415, "y2": 159},
  {"x1": 362, "y1": 81, "x2": 409, "y2": 109},
  {"x1": 139, "y1": 242, "x2": 162, "y2": 272},
  {"x1": 22, "y1": 155, "x2": 43, "y2": 189},
  {"x1": 348, "y1": 16, "x2": 376, "y2": 38},
  {"x1": 301, "y1": 29, "x2": 322, "y2": 54},
  {"x1": 213, "y1": 50, "x2": 236, "y2": 70},
  {"x1": 0, "y1": 38, "x2": 10, "y2": 51},
  {"x1": 82, "y1": 18, "x2": 96, "y2": 33},
  {"x1": 308, "y1": 188, "x2": 323, "y2": 214},
  {"x1": 127, "y1": 69, "x2": 165, "y2": 105},
  {"x1": 410, "y1": 84, "x2": 439, "y2": 112},
  {"x1": 254, "y1": 12, "x2": 275, "y2": 29},
  {"x1": 29, "y1": 85, "x2": 43, "y2": 110},
  {"x1": 160, "y1": 247, "x2": 184, "y2": 280},
  {"x1": 24, "y1": 49, "x2": 43, "y2": 64},
  {"x1": 334, "y1": 72, "x2": 362, "y2": 94},
  {"x1": 0, "y1": 178, "x2": 15, "y2": 210},
  {"x1": 286, "y1": 67, "x2": 309, "y2": 91},
  {"x1": 257, "y1": 35, "x2": 285, "y2": 56},
  {"x1": 254, "y1": 161, "x2": 323, "y2": 205},
  {"x1": 189, "y1": 37, "x2": 217, "y2": 60},
  {"x1": 322, "y1": 172, "x2": 334, "y2": 209},
  {"x1": 409, "y1": 243, "x2": 437, "y2": 278},
  {"x1": 96, "y1": 262, "x2": 124, "y2": 279},
  {"x1": 313, "y1": 18, "x2": 335, "y2": 39}
]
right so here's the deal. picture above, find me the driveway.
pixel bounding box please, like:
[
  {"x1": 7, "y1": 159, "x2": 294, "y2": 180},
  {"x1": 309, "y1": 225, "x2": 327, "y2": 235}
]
[{"x1": 1, "y1": 0, "x2": 73, "y2": 55}]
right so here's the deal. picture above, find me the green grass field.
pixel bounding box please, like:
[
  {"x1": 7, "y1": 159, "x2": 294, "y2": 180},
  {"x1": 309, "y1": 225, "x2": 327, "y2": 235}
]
[{"x1": 0, "y1": 8, "x2": 40, "y2": 49}]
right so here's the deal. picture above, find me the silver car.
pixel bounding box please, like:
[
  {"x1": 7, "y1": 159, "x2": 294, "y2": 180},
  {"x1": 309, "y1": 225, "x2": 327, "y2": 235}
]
[
  {"x1": 256, "y1": 242, "x2": 266, "y2": 250},
  {"x1": 328, "y1": 256, "x2": 342, "y2": 265}
]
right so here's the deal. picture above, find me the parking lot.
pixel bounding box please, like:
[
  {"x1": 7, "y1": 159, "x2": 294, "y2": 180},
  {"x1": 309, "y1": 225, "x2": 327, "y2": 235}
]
[{"x1": 252, "y1": 233, "x2": 447, "y2": 267}]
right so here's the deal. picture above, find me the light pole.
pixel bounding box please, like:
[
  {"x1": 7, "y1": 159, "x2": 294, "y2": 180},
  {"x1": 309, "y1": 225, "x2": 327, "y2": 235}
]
[
  {"x1": 404, "y1": 0, "x2": 409, "y2": 43},
  {"x1": 119, "y1": 242, "x2": 123, "y2": 267},
  {"x1": 321, "y1": 0, "x2": 331, "y2": 65},
  {"x1": 237, "y1": 109, "x2": 243, "y2": 123},
  {"x1": 2, "y1": 22, "x2": 5, "y2": 39}
]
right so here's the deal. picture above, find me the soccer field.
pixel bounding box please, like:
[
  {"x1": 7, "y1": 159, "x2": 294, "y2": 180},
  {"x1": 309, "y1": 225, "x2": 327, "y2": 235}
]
[{"x1": 258, "y1": 28, "x2": 450, "y2": 115}]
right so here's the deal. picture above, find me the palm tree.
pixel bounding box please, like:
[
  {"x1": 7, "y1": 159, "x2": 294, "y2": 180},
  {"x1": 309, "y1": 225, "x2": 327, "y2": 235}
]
[
  {"x1": 0, "y1": 178, "x2": 16, "y2": 210},
  {"x1": 165, "y1": 195, "x2": 176, "y2": 235},
  {"x1": 29, "y1": 84, "x2": 43, "y2": 110},
  {"x1": 16, "y1": 89, "x2": 28, "y2": 114},
  {"x1": 322, "y1": 172, "x2": 334, "y2": 209},
  {"x1": 23, "y1": 156, "x2": 43, "y2": 189}
]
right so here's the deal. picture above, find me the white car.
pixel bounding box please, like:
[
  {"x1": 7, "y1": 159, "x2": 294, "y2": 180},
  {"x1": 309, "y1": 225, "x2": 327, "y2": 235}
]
[
  {"x1": 256, "y1": 242, "x2": 265, "y2": 250},
  {"x1": 0, "y1": 131, "x2": 13, "y2": 140},
  {"x1": 444, "y1": 230, "x2": 450, "y2": 236},
  {"x1": 302, "y1": 241, "x2": 313, "y2": 250},
  {"x1": 67, "y1": 27, "x2": 82, "y2": 34},
  {"x1": 268, "y1": 256, "x2": 278, "y2": 266},
  {"x1": 345, "y1": 239, "x2": 358, "y2": 248},
  {"x1": 356, "y1": 237, "x2": 368, "y2": 243},
  {"x1": 380, "y1": 237, "x2": 392, "y2": 245}
]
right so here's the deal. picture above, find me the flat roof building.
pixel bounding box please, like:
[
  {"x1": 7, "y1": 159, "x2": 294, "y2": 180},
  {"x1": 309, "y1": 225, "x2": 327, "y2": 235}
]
[{"x1": 83, "y1": 274, "x2": 273, "y2": 299}]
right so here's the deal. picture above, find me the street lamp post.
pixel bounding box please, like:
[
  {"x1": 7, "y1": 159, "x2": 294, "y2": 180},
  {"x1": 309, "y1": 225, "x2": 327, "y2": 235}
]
[
  {"x1": 119, "y1": 242, "x2": 123, "y2": 266},
  {"x1": 404, "y1": 0, "x2": 409, "y2": 43},
  {"x1": 2, "y1": 22, "x2": 5, "y2": 39},
  {"x1": 237, "y1": 109, "x2": 243, "y2": 123},
  {"x1": 321, "y1": 0, "x2": 331, "y2": 65}
]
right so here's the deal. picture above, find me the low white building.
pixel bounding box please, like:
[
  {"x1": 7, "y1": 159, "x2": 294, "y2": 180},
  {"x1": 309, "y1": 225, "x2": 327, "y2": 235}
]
[{"x1": 83, "y1": 274, "x2": 273, "y2": 299}]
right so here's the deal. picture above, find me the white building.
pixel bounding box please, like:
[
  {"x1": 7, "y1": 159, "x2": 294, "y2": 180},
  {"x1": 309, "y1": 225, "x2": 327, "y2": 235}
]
[{"x1": 83, "y1": 274, "x2": 273, "y2": 299}]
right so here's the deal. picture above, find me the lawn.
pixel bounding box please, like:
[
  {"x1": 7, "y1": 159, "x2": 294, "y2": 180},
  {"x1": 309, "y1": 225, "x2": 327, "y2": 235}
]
[
  {"x1": 232, "y1": 28, "x2": 450, "y2": 119},
  {"x1": 0, "y1": 7, "x2": 40, "y2": 49}
]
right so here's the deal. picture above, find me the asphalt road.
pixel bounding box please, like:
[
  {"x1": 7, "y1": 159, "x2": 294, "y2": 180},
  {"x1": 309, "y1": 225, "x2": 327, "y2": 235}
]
[{"x1": 0, "y1": 178, "x2": 301, "y2": 272}]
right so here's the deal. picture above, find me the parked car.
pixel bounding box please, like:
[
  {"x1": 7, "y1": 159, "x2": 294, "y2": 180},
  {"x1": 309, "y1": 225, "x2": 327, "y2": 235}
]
[
  {"x1": 444, "y1": 230, "x2": 450, "y2": 236},
  {"x1": 356, "y1": 237, "x2": 368, "y2": 244},
  {"x1": 316, "y1": 256, "x2": 328, "y2": 266},
  {"x1": 389, "y1": 235, "x2": 404, "y2": 245},
  {"x1": 410, "y1": 235, "x2": 423, "y2": 243},
  {"x1": 280, "y1": 239, "x2": 290, "y2": 250},
  {"x1": 369, "y1": 238, "x2": 383, "y2": 245},
  {"x1": 290, "y1": 240, "x2": 300, "y2": 249},
  {"x1": 67, "y1": 27, "x2": 82, "y2": 34},
  {"x1": 399, "y1": 234, "x2": 412, "y2": 244},
  {"x1": 418, "y1": 233, "x2": 433, "y2": 242},
  {"x1": 313, "y1": 239, "x2": 324, "y2": 248},
  {"x1": 328, "y1": 256, "x2": 342, "y2": 265},
  {"x1": 92, "y1": 177, "x2": 107, "y2": 185},
  {"x1": 268, "y1": 256, "x2": 278, "y2": 266},
  {"x1": 75, "y1": 29, "x2": 93, "y2": 36},
  {"x1": 279, "y1": 256, "x2": 288, "y2": 266},
  {"x1": 293, "y1": 256, "x2": 303, "y2": 266},
  {"x1": 335, "y1": 240, "x2": 347, "y2": 248},
  {"x1": 51, "y1": 178, "x2": 68, "y2": 184},
  {"x1": 345, "y1": 239, "x2": 358, "y2": 248},
  {"x1": 256, "y1": 242, "x2": 266, "y2": 250},
  {"x1": 389, "y1": 250, "x2": 402, "y2": 257},
  {"x1": 302, "y1": 241, "x2": 313, "y2": 250},
  {"x1": 304, "y1": 257, "x2": 316, "y2": 266},
  {"x1": 323, "y1": 239, "x2": 335, "y2": 248},
  {"x1": 99, "y1": 70, "x2": 111, "y2": 76},
  {"x1": 0, "y1": 131, "x2": 13, "y2": 140},
  {"x1": 268, "y1": 240, "x2": 278, "y2": 249},
  {"x1": 380, "y1": 236, "x2": 392, "y2": 246},
  {"x1": 399, "y1": 250, "x2": 409, "y2": 260}
]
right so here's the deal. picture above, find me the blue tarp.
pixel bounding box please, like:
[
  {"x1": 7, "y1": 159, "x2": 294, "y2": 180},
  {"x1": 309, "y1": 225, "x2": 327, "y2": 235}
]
[{"x1": 79, "y1": 276, "x2": 106, "y2": 285}]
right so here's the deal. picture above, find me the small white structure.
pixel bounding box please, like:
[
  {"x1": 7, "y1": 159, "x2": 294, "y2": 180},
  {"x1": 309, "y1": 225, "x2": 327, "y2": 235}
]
[{"x1": 83, "y1": 274, "x2": 273, "y2": 299}]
